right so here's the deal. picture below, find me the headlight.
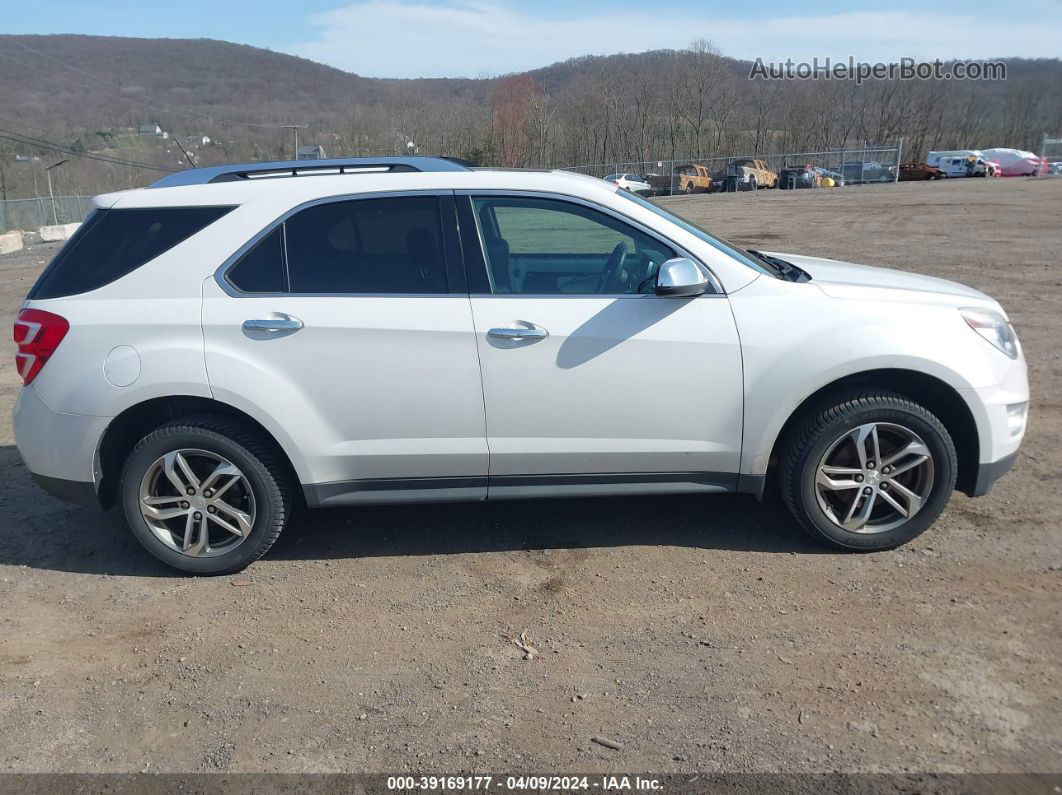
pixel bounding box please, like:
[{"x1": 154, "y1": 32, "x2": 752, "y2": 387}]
[{"x1": 960, "y1": 308, "x2": 1019, "y2": 359}]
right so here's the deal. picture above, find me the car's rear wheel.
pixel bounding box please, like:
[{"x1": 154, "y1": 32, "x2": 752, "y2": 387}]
[
  {"x1": 120, "y1": 416, "x2": 292, "y2": 574},
  {"x1": 779, "y1": 391, "x2": 957, "y2": 551},
  {"x1": 748, "y1": 175, "x2": 758, "y2": 191}
]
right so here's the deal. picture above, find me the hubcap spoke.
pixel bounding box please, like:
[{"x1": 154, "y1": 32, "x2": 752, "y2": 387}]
[
  {"x1": 184, "y1": 513, "x2": 210, "y2": 556},
  {"x1": 842, "y1": 490, "x2": 876, "y2": 530},
  {"x1": 162, "y1": 451, "x2": 191, "y2": 494},
  {"x1": 143, "y1": 495, "x2": 185, "y2": 507},
  {"x1": 817, "y1": 466, "x2": 863, "y2": 491},
  {"x1": 201, "y1": 461, "x2": 240, "y2": 494},
  {"x1": 181, "y1": 511, "x2": 197, "y2": 552},
  {"x1": 850, "y1": 426, "x2": 871, "y2": 469},
  {"x1": 881, "y1": 440, "x2": 930, "y2": 469},
  {"x1": 887, "y1": 453, "x2": 930, "y2": 478},
  {"x1": 143, "y1": 504, "x2": 191, "y2": 521},
  {"x1": 885, "y1": 478, "x2": 924, "y2": 517},
  {"x1": 209, "y1": 501, "x2": 252, "y2": 537},
  {"x1": 877, "y1": 488, "x2": 910, "y2": 517}
]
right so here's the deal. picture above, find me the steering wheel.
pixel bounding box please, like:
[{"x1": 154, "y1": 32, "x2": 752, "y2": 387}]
[{"x1": 596, "y1": 242, "x2": 628, "y2": 293}]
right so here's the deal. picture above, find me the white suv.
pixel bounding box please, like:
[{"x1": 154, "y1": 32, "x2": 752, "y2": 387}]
[{"x1": 12, "y1": 157, "x2": 1028, "y2": 574}]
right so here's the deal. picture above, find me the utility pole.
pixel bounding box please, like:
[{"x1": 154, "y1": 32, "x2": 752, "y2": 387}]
[
  {"x1": 173, "y1": 136, "x2": 197, "y2": 168},
  {"x1": 45, "y1": 159, "x2": 67, "y2": 225},
  {"x1": 281, "y1": 124, "x2": 310, "y2": 159}
]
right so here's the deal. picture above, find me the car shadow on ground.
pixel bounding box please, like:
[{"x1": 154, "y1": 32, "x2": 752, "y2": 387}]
[{"x1": 0, "y1": 446, "x2": 833, "y2": 577}]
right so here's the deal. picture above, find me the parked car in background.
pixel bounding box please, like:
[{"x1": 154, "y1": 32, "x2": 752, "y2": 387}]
[
  {"x1": 646, "y1": 163, "x2": 712, "y2": 195},
  {"x1": 841, "y1": 161, "x2": 895, "y2": 183},
  {"x1": 812, "y1": 167, "x2": 845, "y2": 187},
  {"x1": 927, "y1": 150, "x2": 1006, "y2": 177},
  {"x1": 927, "y1": 154, "x2": 995, "y2": 178},
  {"x1": 13, "y1": 156, "x2": 1027, "y2": 573},
  {"x1": 979, "y1": 148, "x2": 1045, "y2": 177},
  {"x1": 779, "y1": 165, "x2": 820, "y2": 189},
  {"x1": 898, "y1": 162, "x2": 946, "y2": 181},
  {"x1": 713, "y1": 158, "x2": 778, "y2": 191},
  {"x1": 604, "y1": 173, "x2": 652, "y2": 195},
  {"x1": 1048, "y1": 161, "x2": 1062, "y2": 175}
]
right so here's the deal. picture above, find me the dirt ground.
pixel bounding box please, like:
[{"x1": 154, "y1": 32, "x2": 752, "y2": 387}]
[{"x1": 0, "y1": 178, "x2": 1059, "y2": 775}]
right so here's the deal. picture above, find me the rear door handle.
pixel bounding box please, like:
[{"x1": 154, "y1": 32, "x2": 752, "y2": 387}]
[
  {"x1": 487, "y1": 323, "x2": 548, "y2": 341},
  {"x1": 242, "y1": 315, "x2": 303, "y2": 333}
]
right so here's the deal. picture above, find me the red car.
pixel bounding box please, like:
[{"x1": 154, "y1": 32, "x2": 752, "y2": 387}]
[{"x1": 898, "y1": 162, "x2": 946, "y2": 181}]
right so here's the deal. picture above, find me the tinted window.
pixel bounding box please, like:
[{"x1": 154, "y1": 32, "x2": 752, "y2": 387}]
[
  {"x1": 227, "y1": 227, "x2": 286, "y2": 293},
  {"x1": 472, "y1": 196, "x2": 674, "y2": 295},
  {"x1": 31, "y1": 206, "x2": 232, "y2": 299},
  {"x1": 285, "y1": 196, "x2": 447, "y2": 294}
]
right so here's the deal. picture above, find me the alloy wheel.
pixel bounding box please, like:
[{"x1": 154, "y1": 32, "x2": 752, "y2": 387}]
[
  {"x1": 138, "y1": 449, "x2": 256, "y2": 557},
  {"x1": 814, "y1": 422, "x2": 935, "y2": 534}
]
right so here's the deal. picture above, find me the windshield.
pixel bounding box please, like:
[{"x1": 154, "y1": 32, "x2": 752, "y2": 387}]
[{"x1": 615, "y1": 190, "x2": 782, "y2": 277}]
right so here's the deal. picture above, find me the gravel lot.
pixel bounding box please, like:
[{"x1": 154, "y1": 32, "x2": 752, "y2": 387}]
[{"x1": 0, "y1": 177, "x2": 1059, "y2": 775}]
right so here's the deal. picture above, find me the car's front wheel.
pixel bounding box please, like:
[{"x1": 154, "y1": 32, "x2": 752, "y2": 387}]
[
  {"x1": 119, "y1": 416, "x2": 292, "y2": 574},
  {"x1": 780, "y1": 391, "x2": 957, "y2": 550}
]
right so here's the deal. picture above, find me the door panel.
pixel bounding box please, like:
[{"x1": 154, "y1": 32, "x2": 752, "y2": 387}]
[
  {"x1": 203, "y1": 283, "x2": 488, "y2": 497},
  {"x1": 470, "y1": 294, "x2": 744, "y2": 495},
  {"x1": 201, "y1": 192, "x2": 487, "y2": 503},
  {"x1": 459, "y1": 191, "x2": 743, "y2": 498}
]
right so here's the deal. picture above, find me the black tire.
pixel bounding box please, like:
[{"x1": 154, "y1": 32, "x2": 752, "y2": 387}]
[
  {"x1": 119, "y1": 415, "x2": 292, "y2": 575},
  {"x1": 748, "y1": 175, "x2": 758, "y2": 192},
  {"x1": 779, "y1": 391, "x2": 957, "y2": 551}
]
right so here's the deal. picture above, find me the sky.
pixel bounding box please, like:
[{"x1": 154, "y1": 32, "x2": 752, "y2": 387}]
[{"x1": 5, "y1": 0, "x2": 1062, "y2": 79}]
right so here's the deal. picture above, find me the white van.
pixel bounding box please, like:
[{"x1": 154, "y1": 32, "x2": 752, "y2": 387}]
[{"x1": 926, "y1": 151, "x2": 991, "y2": 178}]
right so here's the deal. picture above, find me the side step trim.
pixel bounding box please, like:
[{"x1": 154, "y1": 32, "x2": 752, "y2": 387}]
[{"x1": 303, "y1": 471, "x2": 738, "y2": 507}]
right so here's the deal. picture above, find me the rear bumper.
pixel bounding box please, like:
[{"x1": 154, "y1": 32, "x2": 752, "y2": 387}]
[
  {"x1": 13, "y1": 386, "x2": 108, "y2": 509},
  {"x1": 29, "y1": 472, "x2": 103, "y2": 509}
]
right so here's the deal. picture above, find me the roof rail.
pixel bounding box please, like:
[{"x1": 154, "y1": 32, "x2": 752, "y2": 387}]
[{"x1": 148, "y1": 156, "x2": 470, "y2": 189}]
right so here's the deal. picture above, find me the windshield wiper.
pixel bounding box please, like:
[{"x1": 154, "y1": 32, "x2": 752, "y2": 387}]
[{"x1": 746, "y1": 249, "x2": 811, "y2": 283}]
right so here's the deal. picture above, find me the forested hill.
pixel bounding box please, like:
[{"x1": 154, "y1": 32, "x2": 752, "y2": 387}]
[{"x1": 0, "y1": 34, "x2": 1058, "y2": 197}]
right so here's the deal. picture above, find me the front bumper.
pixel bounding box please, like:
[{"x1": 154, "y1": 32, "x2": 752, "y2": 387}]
[
  {"x1": 13, "y1": 386, "x2": 109, "y2": 509},
  {"x1": 958, "y1": 352, "x2": 1028, "y2": 497},
  {"x1": 969, "y1": 451, "x2": 1018, "y2": 497}
]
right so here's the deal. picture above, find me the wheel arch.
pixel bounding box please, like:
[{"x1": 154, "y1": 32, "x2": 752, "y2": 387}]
[
  {"x1": 97, "y1": 395, "x2": 304, "y2": 510},
  {"x1": 763, "y1": 369, "x2": 980, "y2": 497}
]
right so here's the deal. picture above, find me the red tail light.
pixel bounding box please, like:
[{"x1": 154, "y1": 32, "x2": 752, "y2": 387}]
[{"x1": 14, "y1": 309, "x2": 69, "y2": 385}]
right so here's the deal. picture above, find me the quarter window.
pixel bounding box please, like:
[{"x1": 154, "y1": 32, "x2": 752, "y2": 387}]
[
  {"x1": 471, "y1": 197, "x2": 674, "y2": 295},
  {"x1": 31, "y1": 206, "x2": 232, "y2": 299},
  {"x1": 227, "y1": 227, "x2": 286, "y2": 293}
]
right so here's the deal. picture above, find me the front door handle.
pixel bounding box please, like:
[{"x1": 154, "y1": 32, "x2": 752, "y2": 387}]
[
  {"x1": 487, "y1": 323, "x2": 548, "y2": 342},
  {"x1": 242, "y1": 315, "x2": 304, "y2": 333}
]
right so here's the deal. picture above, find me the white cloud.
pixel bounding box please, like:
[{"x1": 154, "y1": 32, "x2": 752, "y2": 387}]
[{"x1": 289, "y1": 0, "x2": 1062, "y2": 78}]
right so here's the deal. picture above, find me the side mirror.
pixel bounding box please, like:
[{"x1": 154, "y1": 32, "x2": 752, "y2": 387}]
[{"x1": 655, "y1": 257, "x2": 709, "y2": 297}]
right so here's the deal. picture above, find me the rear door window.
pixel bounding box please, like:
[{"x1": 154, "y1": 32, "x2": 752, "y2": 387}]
[
  {"x1": 284, "y1": 196, "x2": 448, "y2": 294},
  {"x1": 30, "y1": 206, "x2": 232, "y2": 299}
]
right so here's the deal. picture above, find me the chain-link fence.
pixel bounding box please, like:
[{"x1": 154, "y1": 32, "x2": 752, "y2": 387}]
[
  {"x1": 0, "y1": 196, "x2": 93, "y2": 234},
  {"x1": 562, "y1": 146, "x2": 903, "y2": 194}
]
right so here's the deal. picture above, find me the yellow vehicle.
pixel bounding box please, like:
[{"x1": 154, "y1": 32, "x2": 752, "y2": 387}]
[{"x1": 646, "y1": 163, "x2": 712, "y2": 195}]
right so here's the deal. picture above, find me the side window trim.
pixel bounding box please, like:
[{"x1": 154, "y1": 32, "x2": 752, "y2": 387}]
[
  {"x1": 454, "y1": 190, "x2": 723, "y2": 297},
  {"x1": 216, "y1": 190, "x2": 461, "y2": 298}
]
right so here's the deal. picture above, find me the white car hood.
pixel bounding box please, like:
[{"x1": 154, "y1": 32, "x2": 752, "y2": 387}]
[{"x1": 766, "y1": 252, "x2": 994, "y2": 305}]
